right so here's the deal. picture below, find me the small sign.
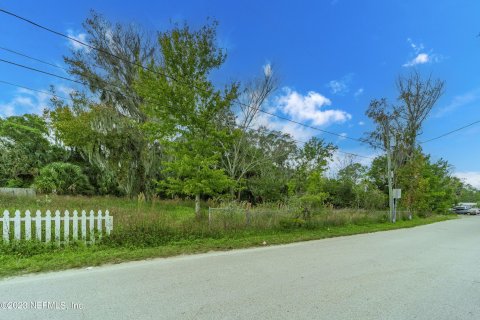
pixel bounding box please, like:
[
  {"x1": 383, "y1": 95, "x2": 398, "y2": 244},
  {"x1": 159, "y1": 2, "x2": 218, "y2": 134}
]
[{"x1": 393, "y1": 189, "x2": 401, "y2": 199}]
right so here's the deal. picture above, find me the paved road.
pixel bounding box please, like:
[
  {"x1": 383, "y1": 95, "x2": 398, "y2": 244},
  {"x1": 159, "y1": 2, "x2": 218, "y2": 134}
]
[{"x1": 1, "y1": 217, "x2": 479, "y2": 320}]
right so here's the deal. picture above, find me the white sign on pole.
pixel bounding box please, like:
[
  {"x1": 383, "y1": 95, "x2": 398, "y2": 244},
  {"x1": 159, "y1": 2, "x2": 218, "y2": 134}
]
[{"x1": 393, "y1": 189, "x2": 401, "y2": 199}]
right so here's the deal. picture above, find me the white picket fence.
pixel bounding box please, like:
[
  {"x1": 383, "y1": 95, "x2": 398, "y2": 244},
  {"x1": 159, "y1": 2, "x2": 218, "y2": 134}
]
[{"x1": 1, "y1": 210, "x2": 113, "y2": 244}]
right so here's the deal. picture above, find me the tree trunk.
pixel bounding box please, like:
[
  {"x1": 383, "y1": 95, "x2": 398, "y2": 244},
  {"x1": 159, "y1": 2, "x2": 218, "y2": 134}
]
[{"x1": 195, "y1": 194, "x2": 201, "y2": 219}]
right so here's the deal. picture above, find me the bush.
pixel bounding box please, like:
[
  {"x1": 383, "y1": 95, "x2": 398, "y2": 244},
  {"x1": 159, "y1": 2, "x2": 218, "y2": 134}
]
[
  {"x1": 34, "y1": 162, "x2": 93, "y2": 195},
  {"x1": 279, "y1": 217, "x2": 306, "y2": 229}
]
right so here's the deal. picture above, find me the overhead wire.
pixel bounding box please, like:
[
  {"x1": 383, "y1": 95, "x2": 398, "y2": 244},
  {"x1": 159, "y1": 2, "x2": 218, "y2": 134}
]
[
  {"x1": 420, "y1": 120, "x2": 480, "y2": 144},
  {"x1": 0, "y1": 8, "x2": 375, "y2": 146},
  {"x1": 0, "y1": 46, "x2": 65, "y2": 71},
  {"x1": 0, "y1": 79, "x2": 72, "y2": 102},
  {"x1": 0, "y1": 76, "x2": 375, "y2": 160}
]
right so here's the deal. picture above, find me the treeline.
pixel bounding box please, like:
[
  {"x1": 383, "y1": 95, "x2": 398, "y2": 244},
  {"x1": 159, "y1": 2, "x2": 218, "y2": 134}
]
[{"x1": 0, "y1": 12, "x2": 478, "y2": 217}]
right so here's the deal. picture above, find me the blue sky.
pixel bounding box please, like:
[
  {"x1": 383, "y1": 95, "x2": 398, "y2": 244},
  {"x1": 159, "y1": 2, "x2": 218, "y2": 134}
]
[{"x1": 0, "y1": 0, "x2": 479, "y2": 186}]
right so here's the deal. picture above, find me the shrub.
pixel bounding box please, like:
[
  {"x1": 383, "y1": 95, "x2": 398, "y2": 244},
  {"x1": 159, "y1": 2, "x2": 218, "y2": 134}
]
[
  {"x1": 34, "y1": 162, "x2": 93, "y2": 195},
  {"x1": 279, "y1": 217, "x2": 306, "y2": 229}
]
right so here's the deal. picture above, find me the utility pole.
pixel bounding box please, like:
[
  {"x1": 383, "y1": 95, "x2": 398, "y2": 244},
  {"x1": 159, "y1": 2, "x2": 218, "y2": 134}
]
[{"x1": 386, "y1": 123, "x2": 395, "y2": 223}]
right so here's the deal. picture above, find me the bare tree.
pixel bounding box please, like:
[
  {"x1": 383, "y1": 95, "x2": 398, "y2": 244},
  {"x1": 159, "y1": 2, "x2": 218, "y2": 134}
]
[
  {"x1": 394, "y1": 70, "x2": 445, "y2": 162},
  {"x1": 218, "y1": 65, "x2": 279, "y2": 199},
  {"x1": 365, "y1": 71, "x2": 445, "y2": 220},
  {"x1": 366, "y1": 71, "x2": 445, "y2": 167}
]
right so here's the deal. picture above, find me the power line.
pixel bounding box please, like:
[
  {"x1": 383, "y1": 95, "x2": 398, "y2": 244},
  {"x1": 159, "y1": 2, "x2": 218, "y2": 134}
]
[
  {"x1": 0, "y1": 79, "x2": 72, "y2": 102},
  {"x1": 0, "y1": 77, "x2": 375, "y2": 161},
  {"x1": 0, "y1": 58, "x2": 139, "y2": 104},
  {"x1": 0, "y1": 46, "x2": 65, "y2": 71},
  {"x1": 0, "y1": 9, "x2": 373, "y2": 146},
  {"x1": 0, "y1": 58, "x2": 85, "y2": 86},
  {"x1": 257, "y1": 108, "x2": 366, "y2": 142},
  {"x1": 420, "y1": 120, "x2": 480, "y2": 144}
]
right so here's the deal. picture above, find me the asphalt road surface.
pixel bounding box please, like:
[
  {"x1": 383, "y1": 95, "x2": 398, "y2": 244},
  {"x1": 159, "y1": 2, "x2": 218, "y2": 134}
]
[{"x1": 1, "y1": 216, "x2": 479, "y2": 320}]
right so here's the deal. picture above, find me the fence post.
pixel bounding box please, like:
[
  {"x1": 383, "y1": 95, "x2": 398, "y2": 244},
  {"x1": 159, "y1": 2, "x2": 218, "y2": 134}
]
[
  {"x1": 45, "y1": 210, "x2": 52, "y2": 242},
  {"x1": 208, "y1": 207, "x2": 211, "y2": 226},
  {"x1": 14, "y1": 210, "x2": 21, "y2": 240},
  {"x1": 72, "y1": 210, "x2": 78, "y2": 241},
  {"x1": 64, "y1": 210, "x2": 70, "y2": 244},
  {"x1": 25, "y1": 210, "x2": 31, "y2": 240},
  {"x1": 2, "y1": 210, "x2": 9, "y2": 243},
  {"x1": 97, "y1": 210, "x2": 103, "y2": 239},
  {"x1": 81, "y1": 210, "x2": 87, "y2": 241},
  {"x1": 105, "y1": 210, "x2": 112, "y2": 235},
  {"x1": 35, "y1": 210, "x2": 42, "y2": 241},
  {"x1": 89, "y1": 210, "x2": 95, "y2": 243},
  {"x1": 1, "y1": 208, "x2": 110, "y2": 245},
  {"x1": 54, "y1": 210, "x2": 61, "y2": 244}
]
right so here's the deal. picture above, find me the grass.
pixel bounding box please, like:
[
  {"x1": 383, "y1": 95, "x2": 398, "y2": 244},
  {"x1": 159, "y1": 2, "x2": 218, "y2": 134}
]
[{"x1": 0, "y1": 194, "x2": 455, "y2": 279}]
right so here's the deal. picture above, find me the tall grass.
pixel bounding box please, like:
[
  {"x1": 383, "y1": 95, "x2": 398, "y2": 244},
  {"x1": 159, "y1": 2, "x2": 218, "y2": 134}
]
[{"x1": 0, "y1": 194, "x2": 441, "y2": 250}]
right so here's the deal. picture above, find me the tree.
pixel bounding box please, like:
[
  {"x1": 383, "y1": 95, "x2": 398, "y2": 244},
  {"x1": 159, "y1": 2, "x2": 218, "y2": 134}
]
[
  {"x1": 34, "y1": 162, "x2": 93, "y2": 195},
  {"x1": 288, "y1": 137, "x2": 337, "y2": 196},
  {"x1": 366, "y1": 71, "x2": 445, "y2": 220},
  {"x1": 337, "y1": 162, "x2": 368, "y2": 208},
  {"x1": 136, "y1": 21, "x2": 238, "y2": 218},
  {"x1": 367, "y1": 155, "x2": 388, "y2": 194},
  {"x1": 366, "y1": 71, "x2": 445, "y2": 170},
  {"x1": 395, "y1": 71, "x2": 445, "y2": 161},
  {"x1": 59, "y1": 11, "x2": 161, "y2": 199},
  {"x1": 0, "y1": 114, "x2": 66, "y2": 187},
  {"x1": 245, "y1": 129, "x2": 297, "y2": 202},
  {"x1": 218, "y1": 65, "x2": 278, "y2": 199}
]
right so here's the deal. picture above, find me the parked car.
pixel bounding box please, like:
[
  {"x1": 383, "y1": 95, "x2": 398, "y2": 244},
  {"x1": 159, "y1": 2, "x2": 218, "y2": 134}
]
[
  {"x1": 467, "y1": 207, "x2": 480, "y2": 215},
  {"x1": 453, "y1": 204, "x2": 480, "y2": 215}
]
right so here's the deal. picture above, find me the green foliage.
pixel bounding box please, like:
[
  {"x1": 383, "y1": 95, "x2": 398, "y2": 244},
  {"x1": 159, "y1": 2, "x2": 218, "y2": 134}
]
[
  {"x1": 49, "y1": 99, "x2": 159, "y2": 198},
  {"x1": 0, "y1": 114, "x2": 67, "y2": 187},
  {"x1": 158, "y1": 154, "x2": 233, "y2": 197},
  {"x1": 299, "y1": 194, "x2": 328, "y2": 216},
  {"x1": 136, "y1": 21, "x2": 237, "y2": 214},
  {"x1": 57, "y1": 11, "x2": 162, "y2": 199},
  {"x1": 458, "y1": 183, "x2": 480, "y2": 203},
  {"x1": 34, "y1": 162, "x2": 93, "y2": 195},
  {"x1": 279, "y1": 217, "x2": 306, "y2": 229},
  {"x1": 0, "y1": 240, "x2": 66, "y2": 258},
  {"x1": 0, "y1": 16, "x2": 474, "y2": 217},
  {"x1": 288, "y1": 137, "x2": 336, "y2": 196},
  {"x1": 395, "y1": 150, "x2": 460, "y2": 215}
]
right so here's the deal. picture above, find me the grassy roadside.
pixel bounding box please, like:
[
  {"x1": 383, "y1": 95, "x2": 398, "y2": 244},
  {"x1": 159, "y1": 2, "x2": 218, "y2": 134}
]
[{"x1": 0, "y1": 214, "x2": 454, "y2": 279}]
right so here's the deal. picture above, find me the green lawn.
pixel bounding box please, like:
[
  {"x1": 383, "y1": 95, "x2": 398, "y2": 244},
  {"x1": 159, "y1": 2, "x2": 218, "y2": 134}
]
[{"x1": 0, "y1": 194, "x2": 454, "y2": 279}]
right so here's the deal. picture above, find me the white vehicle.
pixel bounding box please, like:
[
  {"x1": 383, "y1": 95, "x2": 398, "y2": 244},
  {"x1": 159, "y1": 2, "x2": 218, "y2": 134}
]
[
  {"x1": 453, "y1": 203, "x2": 479, "y2": 215},
  {"x1": 468, "y1": 207, "x2": 480, "y2": 215}
]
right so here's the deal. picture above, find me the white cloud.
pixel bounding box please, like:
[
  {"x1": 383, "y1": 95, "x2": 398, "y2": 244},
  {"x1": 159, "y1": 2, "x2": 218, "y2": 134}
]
[
  {"x1": 276, "y1": 87, "x2": 351, "y2": 126},
  {"x1": 67, "y1": 29, "x2": 89, "y2": 51},
  {"x1": 328, "y1": 80, "x2": 348, "y2": 95},
  {"x1": 0, "y1": 87, "x2": 57, "y2": 118},
  {"x1": 358, "y1": 121, "x2": 365, "y2": 126},
  {"x1": 0, "y1": 96, "x2": 36, "y2": 118},
  {"x1": 455, "y1": 172, "x2": 480, "y2": 189},
  {"x1": 0, "y1": 103, "x2": 15, "y2": 118},
  {"x1": 327, "y1": 74, "x2": 353, "y2": 95},
  {"x1": 247, "y1": 87, "x2": 352, "y2": 142},
  {"x1": 435, "y1": 88, "x2": 480, "y2": 118},
  {"x1": 407, "y1": 38, "x2": 424, "y2": 54},
  {"x1": 354, "y1": 88, "x2": 364, "y2": 98},
  {"x1": 403, "y1": 38, "x2": 442, "y2": 67},
  {"x1": 403, "y1": 53, "x2": 430, "y2": 67},
  {"x1": 251, "y1": 111, "x2": 316, "y2": 142}
]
